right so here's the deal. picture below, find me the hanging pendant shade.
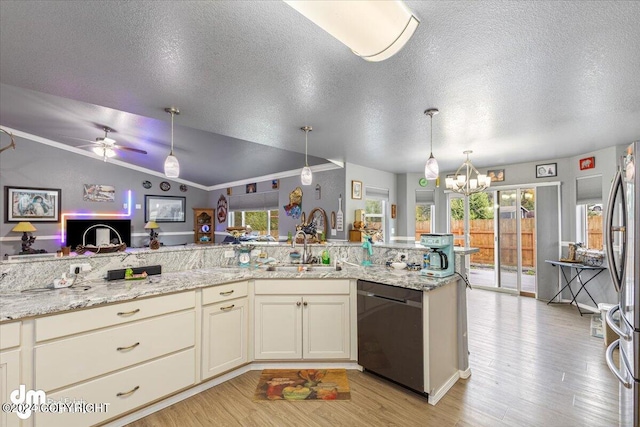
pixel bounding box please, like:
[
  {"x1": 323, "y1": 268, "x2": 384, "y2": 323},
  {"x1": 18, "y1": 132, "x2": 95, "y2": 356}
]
[
  {"x1": 300, "y1": 126, "x2": 313, "y2": 185},
  {"x1": 164, "y1": 107, "x2": 180, "y2": 178},
  {"x1": 424, "y1": 109, "x2": 439, "y2": 180}
]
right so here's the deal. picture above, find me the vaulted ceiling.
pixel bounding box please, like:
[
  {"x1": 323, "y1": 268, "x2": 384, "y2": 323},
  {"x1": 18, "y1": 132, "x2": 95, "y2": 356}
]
[{"x1": 1, "y1": 1, "x2": 639, "y2": 186}]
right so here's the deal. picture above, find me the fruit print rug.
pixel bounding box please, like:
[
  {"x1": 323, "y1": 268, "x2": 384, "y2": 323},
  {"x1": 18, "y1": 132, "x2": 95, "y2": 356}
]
[{"x1": 253, "y1": 369, "x2": 351, "y2": 401}]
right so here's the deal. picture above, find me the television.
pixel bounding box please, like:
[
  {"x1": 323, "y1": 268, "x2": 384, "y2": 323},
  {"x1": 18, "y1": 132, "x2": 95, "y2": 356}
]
[{"x1": 65, "y1": 219, "x2": 132, "y2": 249}]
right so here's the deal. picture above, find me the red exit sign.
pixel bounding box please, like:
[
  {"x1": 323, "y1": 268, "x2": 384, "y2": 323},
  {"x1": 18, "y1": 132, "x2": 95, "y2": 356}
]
[{"x1": 579, "y1": 157, "x2": 595, "y2": 170}]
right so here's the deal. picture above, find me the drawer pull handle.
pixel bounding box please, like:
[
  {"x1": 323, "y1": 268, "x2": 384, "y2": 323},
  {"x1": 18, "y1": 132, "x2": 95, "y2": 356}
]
[
  {"x1": 116, "y1": 385, "x2": 140, "y2": 397},
  {"x1": 220, "y1": 304, "x2": 235, "y2": 311},
  {"x1": 220, "y1": 290, "x2": 234, "y2": 296},
  {"x1": 117, "y1": 309, "x2": 140, "y2": 316},
  {"x1": 117, "y1": 342, "x2": 140, "y2": 351},
  {"x1": 296, "y1": 301, "x2": 302, "y2": 307}
]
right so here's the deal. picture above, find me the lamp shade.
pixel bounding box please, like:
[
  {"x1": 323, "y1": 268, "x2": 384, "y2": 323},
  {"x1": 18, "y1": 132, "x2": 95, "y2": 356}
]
[
  {"x1": 164, "y1": 154, "x2": 180, "y2": 178},
  {"x1": 144, "y1": 221, "x2": 159, "y2": 229},
  {"x1": 301, "y1": 166, "x2": 313, "y2": 186},
  {"x1": 93, "y1": 146, "x2": 116, "y2": 158},
  {"x1": 424, "y1": 154, "x2": 439, "y2": 180},
  {"x1": 12, "y1": 222, "x2": 36, "y2": 232},
  {"x1": 285, "y1": 0, "x2": 419, "y2": 62}
]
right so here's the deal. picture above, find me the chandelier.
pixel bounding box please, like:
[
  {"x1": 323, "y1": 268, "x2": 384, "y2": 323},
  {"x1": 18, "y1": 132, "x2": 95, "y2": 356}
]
[{"x1": 445, "y1": 150, "x2": 491, "y2": 196}]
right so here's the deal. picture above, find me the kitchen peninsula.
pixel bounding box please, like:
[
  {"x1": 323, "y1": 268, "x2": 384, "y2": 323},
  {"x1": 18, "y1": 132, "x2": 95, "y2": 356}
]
[{"x1": 0, "y1": 243, "x2": 469, "y2": 427}]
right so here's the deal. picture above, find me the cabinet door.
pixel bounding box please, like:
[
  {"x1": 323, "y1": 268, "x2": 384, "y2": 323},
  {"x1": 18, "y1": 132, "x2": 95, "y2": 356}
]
[
  {"x1": 254, "y1": 296, "x2": 302, "y2": 360},
  {"x1": 201, "y1": 298, "x2": 248, "y2": 380},
  {"x1": 0, "y1": 350, "x2": 21, "y2": 427},
  {"x1": 302, "y1": 295, "x2": 351, "y2": 359}
]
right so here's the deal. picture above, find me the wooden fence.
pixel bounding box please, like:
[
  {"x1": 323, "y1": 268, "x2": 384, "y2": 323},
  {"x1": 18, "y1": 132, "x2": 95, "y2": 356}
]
[{"x1": 416, "y1": 216, "x2": 603, "y2": 267}]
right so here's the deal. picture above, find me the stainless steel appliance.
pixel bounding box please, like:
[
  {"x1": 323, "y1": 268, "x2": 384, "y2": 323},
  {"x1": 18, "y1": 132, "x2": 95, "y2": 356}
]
[
  {"x1": 357, "y1": 280, "x2": 425, "y2": 395},
  {"x1": 420, "y1": 233, "x2": 455, "y2": 277},
  {"x1": 605, "y1": 141, "x2": 639, "y2": 427}
]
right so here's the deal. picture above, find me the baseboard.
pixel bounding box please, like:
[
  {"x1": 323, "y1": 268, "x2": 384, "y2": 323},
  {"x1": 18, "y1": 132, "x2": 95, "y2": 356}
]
[
  {"x1": 428, "y1": 371, "x2": 460, "y2": 406},
  {"x1": 459, "y1": 367, "x2": 472, "y2": 379},
  {"x1": 103, "y1": 361, "x2": 360, "y2": 426}
]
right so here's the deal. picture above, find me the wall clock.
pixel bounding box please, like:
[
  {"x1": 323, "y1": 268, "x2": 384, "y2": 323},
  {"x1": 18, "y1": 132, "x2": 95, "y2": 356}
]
[
  {"x1": 160, "y1": 181, "x2": 171, "y2": 191},
  {"x1": 419, "y1": 177, "x2": 428, "y2": 187}
]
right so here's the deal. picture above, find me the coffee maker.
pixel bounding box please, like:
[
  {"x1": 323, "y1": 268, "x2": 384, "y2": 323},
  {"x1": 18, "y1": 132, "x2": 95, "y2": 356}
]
[{"x1": 420, "y1": 233, "x2": 455, "y2": 278}]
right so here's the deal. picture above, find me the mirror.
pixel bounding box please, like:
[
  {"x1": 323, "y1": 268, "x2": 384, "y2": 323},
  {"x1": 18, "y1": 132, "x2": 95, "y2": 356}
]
[{"x1": 309, "y1": 207, "x2": 328, "y2": 238}]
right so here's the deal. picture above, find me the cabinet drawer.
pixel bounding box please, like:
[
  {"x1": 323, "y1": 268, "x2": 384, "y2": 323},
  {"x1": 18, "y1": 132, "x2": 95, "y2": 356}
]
[
  {"x1": 35, "y1": 291, "x2": 195, "y2": 342},
  {"x1": 202, "y1": 281, "x2": 248, "y2": 305},
  {"x1": 35, "y1": 348, "x2": 195, "y2": 427},
  {"x1": 0, "y1": 321, "x2": 20, "y2": 350},
  {"x1": 35, "y1": 310, "x2": 195, "y2": 391},
  {"x1": 254, "y1": 279, "x2": 350, "y2": 295}
]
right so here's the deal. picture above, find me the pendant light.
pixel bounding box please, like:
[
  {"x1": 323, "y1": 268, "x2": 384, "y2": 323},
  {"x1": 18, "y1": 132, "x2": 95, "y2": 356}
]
[
  {"x1": 445, "y1": 150, "x2": 491, "y2": 196},
  {"x1": 424, "y1": 108, "x2": 439, "y2": 180},
  {"x1": 164, "y1": 107, "x2": 180, "y2": 178},
  {"x1": 300, "y1": 126, "x2": 313, "y2": 185}
]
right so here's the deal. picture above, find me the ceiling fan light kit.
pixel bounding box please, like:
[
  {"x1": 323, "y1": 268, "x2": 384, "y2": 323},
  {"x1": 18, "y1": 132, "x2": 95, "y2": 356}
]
[
  {"x1": 300, "y1": 125, "x2": 313, "y2": 186},
  {"x1": 164, "y1": 107, "x2": 180, "y2": 179},
  {"x1": 424, "y1": 108, "x2": 439, "y2": 180},
  {"x1": 285, "y1": 0, "x2": 419, "y2": 62}
]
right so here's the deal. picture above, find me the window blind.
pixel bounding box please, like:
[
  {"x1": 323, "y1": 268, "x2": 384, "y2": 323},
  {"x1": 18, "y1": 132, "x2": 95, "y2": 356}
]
[
  {"x1": 415, "y1": 190, "x2": 435, "y2": 204},
  {"x1": 364, "y1": 186, "x2": 389, "y2": 200},
  {"x1": 576, "y1": 175, "x2": 602, "y2": 204},
  {"x1": 228, "y1": 191, "x2": 279, "y2": 211}
]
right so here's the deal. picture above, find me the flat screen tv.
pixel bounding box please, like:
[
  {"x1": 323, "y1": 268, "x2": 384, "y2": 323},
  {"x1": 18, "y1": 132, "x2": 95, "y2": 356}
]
[{"x1": 65, "y1": 219, "x2": 132, "y2": 249}]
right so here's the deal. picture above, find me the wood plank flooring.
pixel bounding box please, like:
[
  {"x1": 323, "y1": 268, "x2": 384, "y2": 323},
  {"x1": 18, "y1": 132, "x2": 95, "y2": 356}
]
[{"x1": 127, "y1": 289, "x2": 619, "y2": 427}]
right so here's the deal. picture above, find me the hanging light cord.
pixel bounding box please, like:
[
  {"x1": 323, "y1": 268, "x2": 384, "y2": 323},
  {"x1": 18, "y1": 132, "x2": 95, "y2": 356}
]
[
  {"x1": 304, "y1": 128, "x2": 309, "y2": 167},
  {"x1": 429, "y1": 113, "x2": 433, "y2": 156},
  {"x1": 169, "y1": 111, "x2": 175, "y2": 155}
]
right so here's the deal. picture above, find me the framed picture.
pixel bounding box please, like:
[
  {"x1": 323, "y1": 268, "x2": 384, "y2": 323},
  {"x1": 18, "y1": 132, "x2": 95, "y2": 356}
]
[
  {"x1": 145, "y1": 195, "x2": 186, "y2": 223},
  {"x1": 271, "y1": 179, "x2": 279, "y2": 190},
  {"x1": 487, "y1": 169, "x2": 505, "y2": 182},
  {"x1": 5, "y1": 186, "x2": 61, "y2": 222},
  {"x1": 83, "y1": 184, "x2": 115, "y2": 202},
  {"x1": 246, "y1": 183, "x2": 257, "y2": 193},
  {"x1": 579, "y1": 157, "x2": 595, "y2": 170},
  {"x1": 391, "y1": 204, "x2": 397, "y2": 219},
  {"x1": 536, "y1": 163, "x2": 557, "y2": 178},
  {"x1": 351, "y1": 180, "x2": 362, "y2": 200}
]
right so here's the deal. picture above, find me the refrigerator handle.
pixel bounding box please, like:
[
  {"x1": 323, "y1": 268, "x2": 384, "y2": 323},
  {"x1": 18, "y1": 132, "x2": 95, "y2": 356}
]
[
  {"x1": 605, "y1": 339, "x2": 633, "y2": 389},
  {"x1": 604, "y1": 168, "x2": 626, "y2": 293},
  {"x1": 605, "y1": 305, "x2": 632, "y2": 341}
]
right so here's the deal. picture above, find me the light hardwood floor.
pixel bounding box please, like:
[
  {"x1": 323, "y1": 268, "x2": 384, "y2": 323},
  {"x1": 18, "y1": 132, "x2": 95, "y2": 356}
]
[{"x1": 127, "y1": 289, "x2": 619, "y2": 427}]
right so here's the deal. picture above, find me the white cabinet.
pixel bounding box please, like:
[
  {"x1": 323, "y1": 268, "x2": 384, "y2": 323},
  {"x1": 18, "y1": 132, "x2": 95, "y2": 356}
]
[
  {"x1": 32, "y1": 291, "x2": 196, "y2": 426},
  {"x1": 0, "y1": 322, "x2": 21, "y2": 427},
  {"x1": 201, "y1": 297, "x2": 248, "y2": 379},
  {"x1": 254, "y1": 280, "x2": 351, "y2": 360}
]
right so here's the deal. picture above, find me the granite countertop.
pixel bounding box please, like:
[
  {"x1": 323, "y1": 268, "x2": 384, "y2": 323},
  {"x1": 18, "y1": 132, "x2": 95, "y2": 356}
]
[{"x1": 0, "y1": 265, "x2": 458, "y2": 322}]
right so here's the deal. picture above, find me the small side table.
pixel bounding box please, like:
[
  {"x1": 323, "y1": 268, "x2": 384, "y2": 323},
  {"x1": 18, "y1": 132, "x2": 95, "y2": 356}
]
[{"x1": 545, "y1": 260, "x2": 607, "y2": 316}]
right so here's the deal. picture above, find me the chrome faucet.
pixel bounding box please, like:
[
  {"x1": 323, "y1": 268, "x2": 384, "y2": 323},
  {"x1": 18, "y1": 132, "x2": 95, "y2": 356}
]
[{"x1": 293, "y1": 230, "x2": 311, "y2": 263}]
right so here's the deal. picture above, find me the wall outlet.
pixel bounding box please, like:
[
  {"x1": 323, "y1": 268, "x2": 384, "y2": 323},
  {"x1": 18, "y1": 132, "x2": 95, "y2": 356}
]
[
  {"x1": 224, "y1": 250, "x2": 235, "y2": 258},
  {"x1": 69, "y1": 263, "x2": 92, "y2": 275},
  {"x1": 135, "y1": 204, "x2": 142, "y2": 210}
]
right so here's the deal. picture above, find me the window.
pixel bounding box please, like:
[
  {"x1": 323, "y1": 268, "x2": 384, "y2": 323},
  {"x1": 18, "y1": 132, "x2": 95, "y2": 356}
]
[
  {"x1": 415, "y1": 189, "x2": 435, "y2": 241},
  {"x1": 364, "y1": 186, "x2": 389, "y2": 243},
  {"x1": 228, "y1": 209, "x2": 278, "y2": 239},
  {"x1": 575, "y1": 175, "x2": 603, "y2": 250}
]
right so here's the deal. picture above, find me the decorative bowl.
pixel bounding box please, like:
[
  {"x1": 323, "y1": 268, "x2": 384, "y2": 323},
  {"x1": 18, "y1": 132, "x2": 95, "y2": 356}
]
[{"x1": 390, "y1": 262, "x2": 407, "y2": 270}]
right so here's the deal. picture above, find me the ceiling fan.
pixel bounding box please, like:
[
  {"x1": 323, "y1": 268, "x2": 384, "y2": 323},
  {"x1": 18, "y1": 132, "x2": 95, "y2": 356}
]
[{"x1": 75, "y1": 127, "x2": 147, "y2": 162}]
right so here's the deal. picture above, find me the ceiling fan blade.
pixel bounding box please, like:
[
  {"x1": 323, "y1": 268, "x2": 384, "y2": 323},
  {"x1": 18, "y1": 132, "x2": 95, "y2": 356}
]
[
  {"x1": 76, "y1": 143, "x2": 100, "y2": 149},
  {"x1": 116, "y1": 146, "x2": 147, "y2": 154}
]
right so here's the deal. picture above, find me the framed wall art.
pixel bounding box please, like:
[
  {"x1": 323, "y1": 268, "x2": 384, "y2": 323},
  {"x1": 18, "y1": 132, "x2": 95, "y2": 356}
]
[
  {"x1": 536, "y1": 163, "x2": 557, "y2": 178},
  {"x1": 145, "y1": 195, "x2": 186, "y2": 223},
  {"x1": 5, "y1": 186, "x2": 61, "y2": 222},
  {"x1": 351, "y1": 180, "x2": 362, "y2": 200},
  {"x1": 487, "y1": 169, "x2": 505, "y2": 182}
]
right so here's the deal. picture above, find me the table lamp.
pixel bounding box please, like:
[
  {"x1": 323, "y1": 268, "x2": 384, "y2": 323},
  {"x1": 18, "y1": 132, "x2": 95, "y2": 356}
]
[
  {"x1": 12, "y1": 221, "x2": 37, "y2": 254},
  {"x1": 144, "y1": 221, "x2": 160, "y2": 249}
]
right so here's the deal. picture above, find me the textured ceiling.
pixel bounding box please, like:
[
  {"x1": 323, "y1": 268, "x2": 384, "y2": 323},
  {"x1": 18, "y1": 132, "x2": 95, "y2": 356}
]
[{"x1": 1, "y1": 1, "x2": 639, "y2": 186}]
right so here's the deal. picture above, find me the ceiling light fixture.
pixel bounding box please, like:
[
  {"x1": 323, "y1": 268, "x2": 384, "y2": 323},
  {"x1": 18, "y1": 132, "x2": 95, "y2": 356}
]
[
  {"x1": 424, "y1": 108, "x2": 439, "y2": 180},
  {"x1": 164, "y1": 107, "x2": 180, "y2": 178},
  {"x1": 285, "y1": 0, "x2": 419, "y2": 62},
  {"x1": 92, "y1": 146, "x2": 117, "y2": 159},
  {"x1": 300, "y1": 126, "x2": 313, "y2": 186},
  {"x1": 445, "y1": 151, "x2": 492, "y2": 196}
]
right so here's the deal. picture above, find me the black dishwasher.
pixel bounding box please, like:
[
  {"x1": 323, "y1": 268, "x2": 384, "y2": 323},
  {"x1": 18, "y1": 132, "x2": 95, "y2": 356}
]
[{"x1": 357, "y1": 280, "x2": 424, "y2": 395}]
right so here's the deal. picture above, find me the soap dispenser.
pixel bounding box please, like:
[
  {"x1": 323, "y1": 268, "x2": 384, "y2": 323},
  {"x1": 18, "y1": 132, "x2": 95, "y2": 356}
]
[{"x1": 361, "y1": 236, "x2": 373, "y2": 266}]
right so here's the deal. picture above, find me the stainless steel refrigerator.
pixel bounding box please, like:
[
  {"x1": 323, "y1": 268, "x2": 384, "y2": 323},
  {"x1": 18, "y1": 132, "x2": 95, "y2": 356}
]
[{"x1": 605, "y1": 141, "x2": 639, "y2": 427}]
